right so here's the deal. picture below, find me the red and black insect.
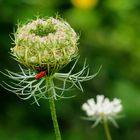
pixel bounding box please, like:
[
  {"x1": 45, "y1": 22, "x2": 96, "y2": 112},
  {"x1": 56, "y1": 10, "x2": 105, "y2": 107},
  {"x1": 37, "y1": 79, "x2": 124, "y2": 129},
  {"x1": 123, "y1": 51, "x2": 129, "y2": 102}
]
[{"x1": 35, "y1": 71, "x2": 47, "y2": 80}]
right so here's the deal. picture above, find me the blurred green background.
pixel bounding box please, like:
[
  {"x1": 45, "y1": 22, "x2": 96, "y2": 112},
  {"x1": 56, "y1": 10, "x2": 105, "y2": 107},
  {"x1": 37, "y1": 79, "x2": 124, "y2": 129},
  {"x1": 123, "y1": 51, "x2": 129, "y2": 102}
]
[{"x1": 0, "y1": 0, "x2": 140, "y2": 139}]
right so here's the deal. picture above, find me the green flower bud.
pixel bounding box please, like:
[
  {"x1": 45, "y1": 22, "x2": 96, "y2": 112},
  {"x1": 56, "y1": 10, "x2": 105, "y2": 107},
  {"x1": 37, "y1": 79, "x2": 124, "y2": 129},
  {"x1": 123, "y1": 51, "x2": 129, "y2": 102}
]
[{"x1": 11, "y1": 17, "x2": 79, "y2": 75}]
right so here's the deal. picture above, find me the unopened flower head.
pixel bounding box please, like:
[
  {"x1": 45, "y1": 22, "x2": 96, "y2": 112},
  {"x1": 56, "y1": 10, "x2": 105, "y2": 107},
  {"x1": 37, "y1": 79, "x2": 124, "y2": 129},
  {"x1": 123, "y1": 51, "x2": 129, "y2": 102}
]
[
  {"x1": 1, "y1": 16, "x2": 100, "y2": 105},
  {"x1": 11, "y1": 17, "x2": 79, "y2": 75},
  {"x1": 82, "y1": 95, "x2": 122, "y2": 127}
]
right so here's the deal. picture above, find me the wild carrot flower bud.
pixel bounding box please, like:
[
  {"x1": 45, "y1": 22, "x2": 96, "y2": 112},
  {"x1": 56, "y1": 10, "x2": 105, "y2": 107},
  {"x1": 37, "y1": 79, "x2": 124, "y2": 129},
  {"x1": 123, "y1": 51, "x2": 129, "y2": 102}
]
[
  {"x1": 11, "y1": 17, "x2": 79, "y2": 75},
  {"x1": 1, "y1": 16, "x2": 100, "y2": 105},
  {"x1": 82, "y1": 95, "x2": 123, "y2": 127}
]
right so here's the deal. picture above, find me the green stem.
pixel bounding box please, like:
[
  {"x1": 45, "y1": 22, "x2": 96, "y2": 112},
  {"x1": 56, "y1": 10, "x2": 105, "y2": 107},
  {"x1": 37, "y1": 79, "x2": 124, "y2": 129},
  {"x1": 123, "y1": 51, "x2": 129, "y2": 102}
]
[
  {"x1": 103, "y1": 119, "x2": 112, "y2": 140},
  {"x1": 47, "y1": 78, "x2": 62, "y2": 140}
]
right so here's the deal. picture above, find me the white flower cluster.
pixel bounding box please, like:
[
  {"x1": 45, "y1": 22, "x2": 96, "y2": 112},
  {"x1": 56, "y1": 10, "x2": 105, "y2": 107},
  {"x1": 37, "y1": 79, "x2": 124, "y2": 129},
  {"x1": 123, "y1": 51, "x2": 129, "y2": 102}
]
[{"x1": 82, "y1": 95, "x2": 122, "y2": 127}]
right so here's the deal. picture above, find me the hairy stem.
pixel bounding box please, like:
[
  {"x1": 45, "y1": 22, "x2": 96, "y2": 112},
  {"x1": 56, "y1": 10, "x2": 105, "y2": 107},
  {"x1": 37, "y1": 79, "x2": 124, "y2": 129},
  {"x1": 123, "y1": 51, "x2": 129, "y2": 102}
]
[
  {"x1": 103, "y1": 119, "x2": 112, "y2": 140},
  {"x1": 47, "y1": 77, "x2": 62, "y2": 140}
]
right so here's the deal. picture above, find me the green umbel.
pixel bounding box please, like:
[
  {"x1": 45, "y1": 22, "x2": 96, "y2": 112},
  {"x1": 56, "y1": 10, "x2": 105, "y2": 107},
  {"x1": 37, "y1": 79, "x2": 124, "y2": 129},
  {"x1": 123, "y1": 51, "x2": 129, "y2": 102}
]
[{"x1": 11, "y1": 17, "x2": 79, "y2": 75}]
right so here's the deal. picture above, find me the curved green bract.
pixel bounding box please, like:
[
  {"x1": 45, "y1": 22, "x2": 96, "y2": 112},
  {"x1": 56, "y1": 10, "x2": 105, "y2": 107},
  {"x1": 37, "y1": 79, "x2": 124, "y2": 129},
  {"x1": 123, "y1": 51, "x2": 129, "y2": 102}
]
[{"x1": 0, "y1": 58, "x2": 101, "y2": 105}]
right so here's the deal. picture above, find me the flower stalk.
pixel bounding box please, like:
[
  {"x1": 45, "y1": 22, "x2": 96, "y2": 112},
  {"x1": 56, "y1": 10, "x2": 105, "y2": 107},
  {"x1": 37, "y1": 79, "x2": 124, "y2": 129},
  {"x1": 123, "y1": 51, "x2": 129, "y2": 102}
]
[
  {"x1": 103, "y1": 118, "x2": 112, "y2": 140},
  {"x1": 47, "y1": 77, "x2": 62, "y2": 140}
]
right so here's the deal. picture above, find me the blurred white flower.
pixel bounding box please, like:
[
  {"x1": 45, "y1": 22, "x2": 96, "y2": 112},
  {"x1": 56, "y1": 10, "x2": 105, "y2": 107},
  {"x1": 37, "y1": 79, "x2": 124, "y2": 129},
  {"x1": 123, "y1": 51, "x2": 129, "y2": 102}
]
[{"x1": 82, "y1": 95, "x2": 123, "y2": 127}]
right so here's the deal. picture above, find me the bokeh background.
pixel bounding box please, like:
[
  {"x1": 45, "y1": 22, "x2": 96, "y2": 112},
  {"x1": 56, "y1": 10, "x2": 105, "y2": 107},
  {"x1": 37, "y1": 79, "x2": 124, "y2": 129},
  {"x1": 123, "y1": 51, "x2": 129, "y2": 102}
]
[{"x1": 0, "y1": 0, "x2": 140, "y2": 139}]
